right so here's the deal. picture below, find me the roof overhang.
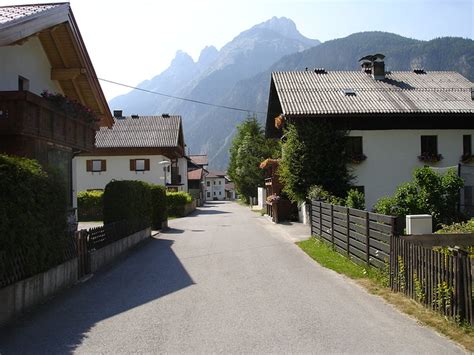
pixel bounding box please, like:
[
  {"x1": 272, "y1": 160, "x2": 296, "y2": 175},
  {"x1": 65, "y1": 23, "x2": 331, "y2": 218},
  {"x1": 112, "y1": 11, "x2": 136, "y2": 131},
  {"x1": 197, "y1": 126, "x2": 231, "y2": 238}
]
[{"x1": 0, "y1": 3, "x2": 113, "y2": 127}]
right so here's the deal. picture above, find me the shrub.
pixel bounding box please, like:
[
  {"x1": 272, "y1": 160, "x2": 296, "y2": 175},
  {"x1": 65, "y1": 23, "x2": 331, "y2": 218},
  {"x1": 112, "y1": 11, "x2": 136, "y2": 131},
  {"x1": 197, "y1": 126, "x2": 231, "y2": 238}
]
[
  {"x1": 166, "y1": 191, "x2": 192, "y2": 217},
  {"x1": 346, "y1": 189, "x2": 365, "y2": 210},
  {"x1": 77, "y1": 190, "x2": 103, "y2": 221},
  {"x1": 150, "y1": 184, "x2": 167, "y2": 229},
  {"x1": 103, "y1": 180, "x2": 151, "y2": 225},
  {"x1": 373, "y1": 167, "x2": 464, "y2": 227},
  {"x1": 0, "y1": 154, "x2": 68, "y2": 276}
]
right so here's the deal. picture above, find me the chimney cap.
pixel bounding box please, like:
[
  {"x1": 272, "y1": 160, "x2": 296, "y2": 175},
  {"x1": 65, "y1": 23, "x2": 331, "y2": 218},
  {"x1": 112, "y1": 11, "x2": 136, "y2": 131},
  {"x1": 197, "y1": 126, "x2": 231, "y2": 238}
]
[
  {"x1": 162, "y1": 113, "x2": 170, "y2": 118},
  {"x1": 359, "y1": 53, "x2": 385, "y2": 63},
  {"x1": 113, "y1": 110, "x2": 123, "y2": 118},
  {"x1": 131, "y1": 114, "x2": 139, "y2": 119}
]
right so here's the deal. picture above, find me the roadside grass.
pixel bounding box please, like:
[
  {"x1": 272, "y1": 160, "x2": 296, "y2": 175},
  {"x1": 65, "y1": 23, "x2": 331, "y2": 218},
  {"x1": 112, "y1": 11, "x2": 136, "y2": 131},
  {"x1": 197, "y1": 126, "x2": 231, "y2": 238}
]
[
  {"x1": 236, "y1": 198, "x2": 249, "y2": 207},
  {"x1": 297, "y1": 236, "x2": 474, "y2": 352}
]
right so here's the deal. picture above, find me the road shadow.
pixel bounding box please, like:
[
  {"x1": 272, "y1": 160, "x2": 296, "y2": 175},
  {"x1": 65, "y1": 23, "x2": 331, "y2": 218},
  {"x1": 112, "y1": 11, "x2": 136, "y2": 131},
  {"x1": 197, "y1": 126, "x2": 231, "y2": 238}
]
[
  {"x1": 0, "y1": 237, "x2": 194, "y2": 354},
  {"x1": 188, "y1": 209, "x2": 230, "y2": 216}
]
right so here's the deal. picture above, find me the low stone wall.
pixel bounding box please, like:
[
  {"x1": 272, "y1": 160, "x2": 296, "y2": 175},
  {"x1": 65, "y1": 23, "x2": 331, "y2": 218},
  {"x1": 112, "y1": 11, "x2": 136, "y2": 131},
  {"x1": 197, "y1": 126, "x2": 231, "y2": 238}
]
[
  {"x1": 0, "y1": 257, "x2": 78, "y2": 326},
  {"x1": 183, "y1": 200, "x2": 197, "y2": 216},
  {"x1": 89, "y1": 227, "x2": 151, "y2": 273}
]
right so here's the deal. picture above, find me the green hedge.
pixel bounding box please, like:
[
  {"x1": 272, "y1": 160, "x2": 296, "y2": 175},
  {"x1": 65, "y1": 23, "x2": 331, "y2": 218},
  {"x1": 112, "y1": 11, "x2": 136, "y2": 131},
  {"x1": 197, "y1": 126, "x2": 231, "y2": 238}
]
[
  {"x1": 150, "y1": 184, "x2": 167, "y2": 229},
  {"x1": 166, "y1": 191, "x2": 192, "y2": 217},
  {"x1": 0, "y1": 154, "x2": 68, "y2": 276},
  {"x1": 77, "y1": 190, "x2": 103, "y2": 221},
  {"x1": 103, "y1": 180, "x2": 151, "y2": 225}
]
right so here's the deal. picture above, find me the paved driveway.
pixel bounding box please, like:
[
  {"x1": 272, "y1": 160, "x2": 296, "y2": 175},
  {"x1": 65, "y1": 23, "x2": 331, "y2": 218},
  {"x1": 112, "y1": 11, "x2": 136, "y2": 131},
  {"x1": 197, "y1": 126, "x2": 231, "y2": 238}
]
[{"x1": 0, "y1": 201, "x2": 464, "y2": 353}]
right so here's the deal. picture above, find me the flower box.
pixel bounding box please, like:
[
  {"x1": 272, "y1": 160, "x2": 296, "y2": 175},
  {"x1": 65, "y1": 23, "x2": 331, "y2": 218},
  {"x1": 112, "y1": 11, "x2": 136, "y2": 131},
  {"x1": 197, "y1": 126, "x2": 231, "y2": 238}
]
[{"x1": 418, "y1": 153, "x2": 443, "y2": 163}]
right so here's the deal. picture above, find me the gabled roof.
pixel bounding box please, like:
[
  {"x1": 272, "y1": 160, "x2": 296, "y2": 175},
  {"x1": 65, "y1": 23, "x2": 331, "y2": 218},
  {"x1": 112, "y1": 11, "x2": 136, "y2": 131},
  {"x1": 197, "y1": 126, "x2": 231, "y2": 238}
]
[
  {"x1": 188, "y1": 168, "x2": 204, "y2": 181},
  {"x1": 270, "y1": 70, "x2": 474, "y2": 117},
  {"x1": 0, "y1": 3, "x2": 113, "y2": 127},
  {"x1": 189, "y1": 154, "x2": 208, "y2": 166},
  {"x1": 207, "y1": 170, "x2": 226, "y2": 178},
  {"x1": 95, "y1": 115, "x2": 184, "y2": 149}
]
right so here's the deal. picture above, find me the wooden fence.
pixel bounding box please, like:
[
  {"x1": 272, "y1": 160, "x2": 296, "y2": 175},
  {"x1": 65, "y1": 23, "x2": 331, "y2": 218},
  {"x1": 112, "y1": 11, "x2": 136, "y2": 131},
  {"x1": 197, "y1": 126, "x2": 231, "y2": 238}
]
[
  {"x1": 311, "y1": 200, "x2": 401, "y2": 269},
  {"x1": 391, "y1": 235, "x2": 473, "y2": 325},
  {"x1": 86, "y1": 220, "x2": 148, "y2": 251}
]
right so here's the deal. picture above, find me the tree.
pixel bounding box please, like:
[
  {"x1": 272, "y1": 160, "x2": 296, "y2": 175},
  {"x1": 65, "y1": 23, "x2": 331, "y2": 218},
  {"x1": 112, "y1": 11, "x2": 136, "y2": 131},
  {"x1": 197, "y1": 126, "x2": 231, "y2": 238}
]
[
  {"x1": 278, "y1": 121, "x2": 352, "y2": 202},
  {"x1": 373, "y1": 167, "x2": 463, "y2": 227},
  {"x1": 228, "y1": 116, "x2": 279, "y2": 203}
]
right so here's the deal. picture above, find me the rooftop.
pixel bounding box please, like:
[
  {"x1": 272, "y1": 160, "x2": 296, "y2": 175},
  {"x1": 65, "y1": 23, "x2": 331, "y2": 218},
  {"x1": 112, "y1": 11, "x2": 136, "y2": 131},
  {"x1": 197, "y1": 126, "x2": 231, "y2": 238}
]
[
  {"x1": 188, "y1": 168, "x2": 204, "y2": 181},
  {"x1": 271, "y1": 70, "x2": 474, "y2": 116},
  {"x1": 95, "y1": 115, "x2": 183, "y2": 148},
  {"x1": 0, "y1": 3, "x2": 64, "y2": 26},
  {"x1": 207, "y1": 170, "x2": 227, "y2": 178},
  {"x1": 189, "y1": 154, "x2": 208, "y2": 166}
]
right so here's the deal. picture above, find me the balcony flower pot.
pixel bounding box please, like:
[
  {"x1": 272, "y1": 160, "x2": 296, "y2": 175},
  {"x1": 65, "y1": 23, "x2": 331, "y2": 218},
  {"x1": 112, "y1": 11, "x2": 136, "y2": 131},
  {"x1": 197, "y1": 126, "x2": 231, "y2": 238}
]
[
  {"x1": 418, "y1": 153, "x2": 443, "y2": 163},
  {"x1": 350, "y1": 153, "x2": 367, "y2": 164}
]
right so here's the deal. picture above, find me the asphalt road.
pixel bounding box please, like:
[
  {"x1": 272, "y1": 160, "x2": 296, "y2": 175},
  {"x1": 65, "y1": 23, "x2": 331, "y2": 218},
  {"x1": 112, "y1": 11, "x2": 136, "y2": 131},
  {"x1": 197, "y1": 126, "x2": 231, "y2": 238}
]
[{"x1": 0, "y1": 201, "x2": 464, "y2": 353}]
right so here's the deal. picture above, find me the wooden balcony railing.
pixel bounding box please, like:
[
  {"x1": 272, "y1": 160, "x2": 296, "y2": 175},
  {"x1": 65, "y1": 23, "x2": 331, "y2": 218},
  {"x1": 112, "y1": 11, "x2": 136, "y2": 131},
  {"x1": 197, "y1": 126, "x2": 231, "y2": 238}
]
[{"x1": 0, "y1": 91, "x2": 96, "y2": 152}]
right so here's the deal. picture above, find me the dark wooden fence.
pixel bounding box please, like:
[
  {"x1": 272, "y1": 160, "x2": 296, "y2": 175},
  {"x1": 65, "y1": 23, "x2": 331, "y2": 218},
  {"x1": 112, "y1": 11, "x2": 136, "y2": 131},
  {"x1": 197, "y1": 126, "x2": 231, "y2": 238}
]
[
  {"x1": 86, "y1": 220, "x2": 148, "y2": 251},
  {"x1": 391, "y1": 235, "x2": 473, "y2": 325},
  {"x1": 311, "y1": 200, "x2": 401, "y2": 268}
]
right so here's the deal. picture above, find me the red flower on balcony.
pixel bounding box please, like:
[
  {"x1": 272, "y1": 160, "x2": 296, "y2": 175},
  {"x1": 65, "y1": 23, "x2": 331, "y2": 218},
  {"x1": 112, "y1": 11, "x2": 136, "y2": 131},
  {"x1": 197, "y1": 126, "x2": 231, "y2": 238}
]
[{"x1": 41, "y1": 90, "x2": 98, "y2": 123}]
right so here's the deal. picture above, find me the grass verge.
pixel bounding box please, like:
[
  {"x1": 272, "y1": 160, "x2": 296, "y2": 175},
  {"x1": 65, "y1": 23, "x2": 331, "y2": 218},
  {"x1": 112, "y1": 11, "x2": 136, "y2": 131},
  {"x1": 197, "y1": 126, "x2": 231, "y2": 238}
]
[{"x1": 297, "y1": 236, "x2": 474, "y2": 351}]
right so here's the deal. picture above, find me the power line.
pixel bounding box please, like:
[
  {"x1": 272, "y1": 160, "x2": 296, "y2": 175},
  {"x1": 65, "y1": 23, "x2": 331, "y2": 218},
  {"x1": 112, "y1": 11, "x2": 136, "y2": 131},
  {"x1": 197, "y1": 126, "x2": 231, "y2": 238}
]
[{"x1": 98, "y1": 77, "x2": 266, "y2": 115}]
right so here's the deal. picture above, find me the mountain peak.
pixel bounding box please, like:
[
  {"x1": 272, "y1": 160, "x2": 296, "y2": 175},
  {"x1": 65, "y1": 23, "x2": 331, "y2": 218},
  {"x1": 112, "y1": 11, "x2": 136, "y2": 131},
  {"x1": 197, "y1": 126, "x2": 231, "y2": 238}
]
[
  {"x1": 198, "y1": 45, "x2": 219, "y2": 67},
  {"x1": 171, "y1": 50, "x2": 195, "y2": 67},
  {"x1": 253, "y1": 16, "x2": 300, "y2": 39}
]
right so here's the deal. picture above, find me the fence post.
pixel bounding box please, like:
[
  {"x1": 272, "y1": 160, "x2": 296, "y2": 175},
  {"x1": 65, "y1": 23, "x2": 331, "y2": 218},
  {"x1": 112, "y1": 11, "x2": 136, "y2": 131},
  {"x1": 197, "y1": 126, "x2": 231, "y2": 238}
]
[
  {"x1": 319, "y1": 201, "x2": 322, "y2": 237},
  {"x1": 330, "y1": 204, "x2": 335, "y2": 249},
  {"x1": 365, "y1": 211, "x2": 370, "y2": 266},
  {"x1": 310, "y1": 200, "x2": 314, "y2": 236},
  {"x1": 346, "y1": 207, "x2": 350, "y2": 256}
]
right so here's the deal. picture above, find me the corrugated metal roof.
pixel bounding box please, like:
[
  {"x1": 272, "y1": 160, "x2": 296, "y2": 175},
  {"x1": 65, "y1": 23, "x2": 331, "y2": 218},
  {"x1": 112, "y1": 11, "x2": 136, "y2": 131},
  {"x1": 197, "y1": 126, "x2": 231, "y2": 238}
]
[
  {"x1": 272, "y1": 71, "x2": 474, "y2": 115},
  {"x1": 0, "y1": 3, "x2": 63, "y2": 26},
  {"x1": 95, "y1": 115, "x2": 182, "y2": 148}
]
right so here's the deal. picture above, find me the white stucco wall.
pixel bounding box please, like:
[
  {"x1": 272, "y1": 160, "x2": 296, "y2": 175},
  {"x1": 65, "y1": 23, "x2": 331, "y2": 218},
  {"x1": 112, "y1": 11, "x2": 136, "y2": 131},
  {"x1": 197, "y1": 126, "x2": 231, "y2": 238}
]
[
  {"x1": 0, "y1": 37, "x2": 63, "y2": 95},
  {"x1": 350, "y1": 129, "x2": 474, "y2": 210},
  {"x1": 74, "y1": 155, "x2": 172, "y2": 192},
  {"x1": 204, "y1": 177, "x2": 226, "y2": 200},
  {"x1": 178, "y1": 157, "x2": 188, "y2": 192}
]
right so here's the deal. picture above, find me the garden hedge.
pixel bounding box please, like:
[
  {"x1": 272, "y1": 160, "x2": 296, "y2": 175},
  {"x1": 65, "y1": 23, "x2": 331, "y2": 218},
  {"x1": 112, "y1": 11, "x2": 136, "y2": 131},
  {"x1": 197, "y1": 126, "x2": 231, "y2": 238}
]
[
  {"x1": 0, "y1": 154, "x2": 68, "y2": 276},
  {"x1": 77, "y1": 190, "x2": 103, "y2": 221},
  {"x1": 150, "y1": 184, "x2": 167, "y2": 229},
  {"x1": 166, "y1": 191, "x2": 192, "y2": 217},
  {"x1": 103, "y1": 180, "x2": 152, "y2": 225}
]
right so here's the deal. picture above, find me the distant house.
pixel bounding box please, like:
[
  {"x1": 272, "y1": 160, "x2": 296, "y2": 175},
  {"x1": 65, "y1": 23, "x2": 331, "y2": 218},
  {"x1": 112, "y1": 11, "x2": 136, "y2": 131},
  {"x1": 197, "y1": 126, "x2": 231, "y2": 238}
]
[
  {"x1": 204, "y1": 171, "x2": 226, "y2": 201},
  {"x1": 266, "y1": 55, "x2": 474, "y2": 209},
  {"x1": 187, "y1": 154, "x2": 209, "y2": 204},
  {"x1": 74, "y1": 113, "x2": 188, "y2": 193},
  {"x1": 0, "y1": 3, "x2": 113, "y2": 224},
  {"x1": 189, "y1": 155, "x2": 209, "y2": 169}
]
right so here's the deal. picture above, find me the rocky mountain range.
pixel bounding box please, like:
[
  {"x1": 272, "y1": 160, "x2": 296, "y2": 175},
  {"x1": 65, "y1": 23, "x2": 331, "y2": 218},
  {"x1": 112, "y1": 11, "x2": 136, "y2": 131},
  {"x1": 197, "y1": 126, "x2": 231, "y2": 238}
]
[{"x1": 110, "y1": 18, "x2": 474, "y2": 169}]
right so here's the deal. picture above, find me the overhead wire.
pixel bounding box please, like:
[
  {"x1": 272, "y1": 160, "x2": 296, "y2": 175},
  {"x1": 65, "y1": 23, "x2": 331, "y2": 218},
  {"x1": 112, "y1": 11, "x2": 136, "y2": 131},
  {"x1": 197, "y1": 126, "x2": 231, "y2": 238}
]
[{"x1": 98, "y1": 77, "x2": 266, "y2": 116}]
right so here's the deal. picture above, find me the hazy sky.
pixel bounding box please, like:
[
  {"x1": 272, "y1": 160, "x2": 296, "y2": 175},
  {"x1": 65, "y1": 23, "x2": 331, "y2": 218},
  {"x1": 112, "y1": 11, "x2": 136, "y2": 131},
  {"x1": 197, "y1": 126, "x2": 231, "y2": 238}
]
[{"x1": 3, "y1": 0, "x2": 473, "y2": 99}]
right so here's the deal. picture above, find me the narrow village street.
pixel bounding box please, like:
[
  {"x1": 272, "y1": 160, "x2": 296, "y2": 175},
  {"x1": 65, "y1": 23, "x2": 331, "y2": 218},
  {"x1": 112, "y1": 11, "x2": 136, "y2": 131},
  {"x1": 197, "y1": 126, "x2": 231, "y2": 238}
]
[{"x1": 0, "y1": 202, "x2": 464, "y2": 353}]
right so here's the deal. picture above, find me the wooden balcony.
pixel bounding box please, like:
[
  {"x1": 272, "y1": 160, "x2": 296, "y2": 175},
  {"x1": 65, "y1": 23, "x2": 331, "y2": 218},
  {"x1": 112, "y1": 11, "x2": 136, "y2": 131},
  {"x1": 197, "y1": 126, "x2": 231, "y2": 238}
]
[{"x1": 0, "y1": 91, "x2": 96, "y2": 152}]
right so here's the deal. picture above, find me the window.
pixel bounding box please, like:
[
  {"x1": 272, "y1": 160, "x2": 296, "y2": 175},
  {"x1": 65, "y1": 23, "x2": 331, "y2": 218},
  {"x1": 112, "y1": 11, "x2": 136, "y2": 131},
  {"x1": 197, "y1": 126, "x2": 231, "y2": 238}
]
[
  {"x1": 345, "y1": 136, "x2": 365, "y2": 163},
  {"x1": 214, "y1": 191, "x2": 216, "y2": 196},
  {"x1": 219, "y1": 191, "x2": 222, "y2": 195},
  {"x1": 207, "y1": 192, "x2": 211, "y2": 198},
  {"x1": 130, "y1": 159, "x2": 150, "y2": 172},
  {"x1": 207, "y1": 181, "x2": 210, "y2": 187},
  {"x1": 18, "y1": 76, "x2": 29, "y2": 91},
  {"x1": 463, "y1": 135, "x2": 472, "y2": 157},
  {"x1": 86, "y1": 159, "x2": 106, "y2": 172},
  {"x1": 218, "y1": 181, "x2": 221, "y2": 185},
  {"x1": 213, "y1": 181, "x2": 216, "y2": 185},
  {"x1": 420, "y1": 136, "x2": 437, "y2": 155}
]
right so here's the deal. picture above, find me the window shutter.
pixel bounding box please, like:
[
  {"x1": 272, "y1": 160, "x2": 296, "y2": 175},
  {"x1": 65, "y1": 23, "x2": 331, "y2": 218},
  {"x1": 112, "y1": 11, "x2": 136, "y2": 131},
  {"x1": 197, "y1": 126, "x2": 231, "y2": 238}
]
[
  {"x1": 86, "y1": 160, "x2": 92, "y2": 172},
  {"x1": 130, "y1": 159, "x2": 136, "y2": 171},
  {"x1": 101, "y1": 160, "x2": 107, "y2": 171},
  {"x1": 145, "y1": 159, "x2": 150, "y2": 171}
]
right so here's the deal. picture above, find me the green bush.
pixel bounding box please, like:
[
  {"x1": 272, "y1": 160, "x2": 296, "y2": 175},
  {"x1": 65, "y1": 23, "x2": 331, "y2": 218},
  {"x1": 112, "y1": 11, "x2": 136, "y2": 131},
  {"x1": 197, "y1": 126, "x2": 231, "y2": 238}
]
[
  {"x1": 345, "y1": 189, "x2": 365, "y2": 210},
  {"x1": 150, "y1": 184, "x2": 167, "y2": 229},
  {"x1": 103, "y1": 180, "x2": 151, "y2": 225},
  {"x1": 0, "y1": 154, "x2": 68, "y2": 276},
  {"x1": 166, "y1": 191, "x2": 192, "y2": 217},
  {"x1": 437, "y1": 218, "x2": 474, "y2": 234},
  {"x1": 77, "y1": 190, "x2": 103, "y2": 221},
  {"x1": 373, "y1": 167, "x2": 464, "y2": 227}
]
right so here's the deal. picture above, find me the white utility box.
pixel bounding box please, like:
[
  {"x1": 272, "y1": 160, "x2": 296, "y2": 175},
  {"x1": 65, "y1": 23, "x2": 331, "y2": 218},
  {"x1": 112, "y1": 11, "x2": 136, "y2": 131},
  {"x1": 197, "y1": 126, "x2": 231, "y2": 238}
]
[{"x1": 406, "y1": 214, "x2": 432, "y2": 235}]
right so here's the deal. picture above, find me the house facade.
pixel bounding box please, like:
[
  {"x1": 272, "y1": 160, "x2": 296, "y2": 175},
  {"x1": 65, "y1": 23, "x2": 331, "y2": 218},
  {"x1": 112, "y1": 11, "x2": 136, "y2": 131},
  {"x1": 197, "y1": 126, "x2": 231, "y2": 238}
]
[
  {"x1": 74, "y1": 113, "x2": 188, "y2": 193},
  {"x1": 0, "y1": 3, "x2": 112, "y2": 224},
  {"x1": 266, "y1": 55, "x2": 474, "y2": 209},
  {"x1": 187, "y1": 155, "x2": 209, "y2": 204},
  {"x1": 204, "y1": 171, "x2": 226, "y2": 201}
]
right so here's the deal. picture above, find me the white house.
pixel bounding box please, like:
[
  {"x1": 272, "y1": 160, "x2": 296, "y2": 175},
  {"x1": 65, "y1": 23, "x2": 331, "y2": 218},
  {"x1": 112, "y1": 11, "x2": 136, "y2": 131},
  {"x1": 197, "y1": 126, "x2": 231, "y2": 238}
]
[
  {"x1": 204, "y1": 171, "x2": 226, "y2": 201},
  {"x1": 266, "y1": 55, "x2": 474, "y2": 209},
  {"x1": 74, "y1": 113, "x2": 188, "y2": 193}
]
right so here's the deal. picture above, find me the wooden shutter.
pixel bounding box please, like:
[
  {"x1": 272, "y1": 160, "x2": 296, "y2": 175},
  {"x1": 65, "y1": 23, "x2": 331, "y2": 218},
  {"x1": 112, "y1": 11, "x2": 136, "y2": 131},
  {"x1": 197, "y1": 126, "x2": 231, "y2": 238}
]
[
  {"x1": 86, "y1": 160, "x2": 92, "y2": 172},
  {"x1": 101, "y1": 160, "x2": 107, "y2": 172},
  {"x1": 145, "y1": 159, "x2": 150, "y2": 171},
  {"x1": 130, "y1": 159, "x2": 136, "y2": 171}
]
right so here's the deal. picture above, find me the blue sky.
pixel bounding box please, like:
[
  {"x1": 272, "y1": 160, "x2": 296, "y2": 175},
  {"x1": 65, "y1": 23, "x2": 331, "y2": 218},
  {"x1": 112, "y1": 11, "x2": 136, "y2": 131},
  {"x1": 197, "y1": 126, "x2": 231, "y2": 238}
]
[{"x1": 3, "y1": 0, "x2": 473, "y2": 99}]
